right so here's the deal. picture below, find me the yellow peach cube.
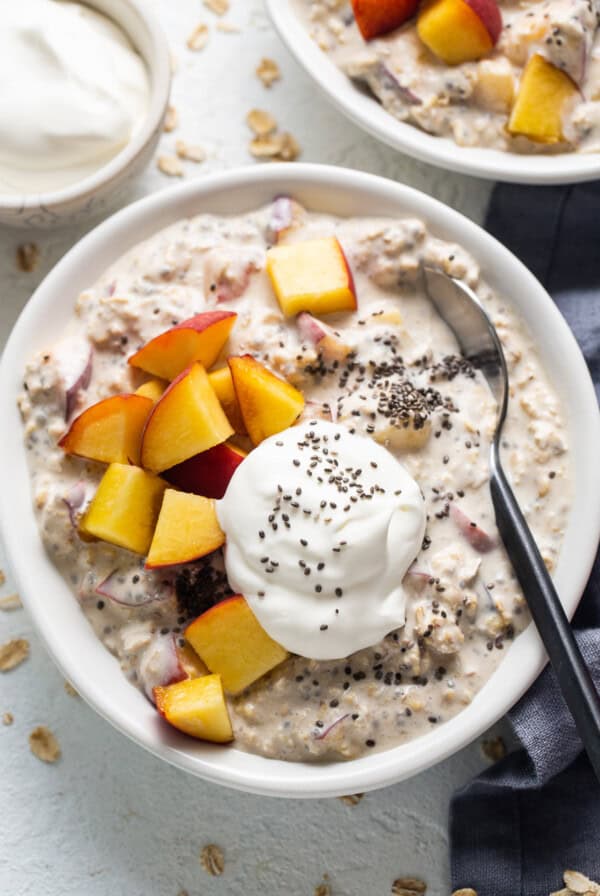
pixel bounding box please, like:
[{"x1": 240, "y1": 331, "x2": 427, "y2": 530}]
[
  {"x1": 80, "y1": 463, "x2": 167, "y2": 555},
  {"x1": 59, "y1": 394, "x2": 153, "y2": 466},
  {"x1": 508, "y1": 54, "x2": 578, "y2": 143},
  {"x1": 228, "y1": 354, "x2": 305, "y2": 446},
  {"x1": 154, "y1": 675, "x2": 233, "y2": 743},
  {"x1": 266, "y1": 236, "x2": 357, "y2": 317},
  {"x1": 135, "y1": 379, "x2": 168, "y2": 403},
  {"x1": 146, "y1": 490, "x2": 225, "y2": 568},
  {"x1": 185, "y1": 595, "x2": 289, "y2": 694},
  {"x1": 141, "y1": 362, "x2": 233, "y2": 473}
]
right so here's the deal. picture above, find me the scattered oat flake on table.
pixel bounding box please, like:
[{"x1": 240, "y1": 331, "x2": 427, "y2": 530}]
[
  {"x1": 64, "y1": 680, "x2": 79, "y2": 697},
  {"x1": 187, "y1": 23, "x2": 209, "y2": 51},
  {"x1": 0, "y1": 593, "x2": 22, "y2": 611},
  {"x1": 451, "y1": 890, "x2": 478, "y2": 896},
  {"x1": 204, "y1": 0, "x2": 229, "y2": 14},
  {"x1": 2, "y1": 712, "x2": 14, "y2": 726},
  {"x1": 16, "y1": 242, "x2": 40, "y2": 272},
  {"x1": 392, "y1": 878, "x2": 427, "y2": 896},
  {"x1": 158, "y1": 155, "x2": 184, "y2": 177},
  {"x1": 256, "y1": 57, "x2": 281, "y2": 88},
  {"x1": 314, "y1": 881, "x2": 331, "y2": 896},
  {"x1": 481, "y1": 735, "x2": 506, "y2": 762},
  {"x1": 29, "y1": 726, "x2": 61, "y2": 763},
  {"x1": 0, "y1": 638, "x2": 29, "y2": 671},
  {"x1": 563, "y1": 870, "x2": 600, "y2": 894},
  {"x1": 175, "y1": 140, "x2": 206, "y2": 163},
  {"x1": 216, "y1": 21, "x2": 240, "y2": 32},
  {"x1": 164, "y1": 105, "x2": 178, "y2": 132},
  {"x1": 276, "y1": 132, "x2": 301, "y2": 162},
  {"x1": 338, "y1": 793, "x2": 364, "y2": 806},
  {"x1": 0, "y1": 569, "x2": 5, "y2": 586},
  {"x1": 200, "y1": 844, "x2": 224, "y2": 876},
  {"x1": 250, "y1": 131, "x2": 300, "y2": 162},
  {"x1": 246, "y1": 108, "x2": 277, "y2": 136}
]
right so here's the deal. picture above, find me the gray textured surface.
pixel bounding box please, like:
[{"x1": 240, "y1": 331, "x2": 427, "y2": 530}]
[{"x1": 0, "y1": 1, "x2": 497, "y2": 893}]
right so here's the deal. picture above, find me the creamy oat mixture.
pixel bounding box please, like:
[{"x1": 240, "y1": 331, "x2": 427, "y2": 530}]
[
  {"x1": 19, "y1": 199, "x2": 570, "y2": 761},
  {"x1": 296, "y1": 0, "x2": 600, "y2": 153}
]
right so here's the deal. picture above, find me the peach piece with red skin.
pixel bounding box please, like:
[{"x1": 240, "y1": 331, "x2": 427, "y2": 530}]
[
  {"x1": 296, "y1": 311, "x2": 353, "y2": 363},
  {"x1": 128, "y1": 311, "x2": 237, "y2": 381},
  {"x1": 352, "y1": 0, "x2": 419, "y2": 41},
  {"x1": 154, "y1": 675, "x2": 233, "y2": 743},
  {"x1": 141, "y1": 362, "x2": 234, "y2": 473},
  {"x1": 145, "y1": 490, "x2": 225, "y2": 569},
  {"x1": 164, "y1": 442, "x2": 247, "y2": 499},
  {"x1": 228, "y1": 354, "x2": 305, "y2": 446},
  {"x1": 266, "y1": 237, "x2": 357, "y2": 318},
  {"x1": 185, "y1": 595, "x2": 289, "y2": 695},
  {"x1": 417, "y1": 0, "x2": 502, "y2": 65},
  {"x1": 59, "y1": 393, "x2": 153, "y2": 466}
]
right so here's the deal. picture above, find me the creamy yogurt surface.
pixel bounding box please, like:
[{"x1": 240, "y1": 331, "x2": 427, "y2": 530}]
[
  {"x1": 295, "y1": 0, "x2": 600, "y2": 153},
  {"x1": 218, "y1": 421, "x2": 426, "y2": 659},
  {"x1": 19, "y1": 199, "x2": 571, "y2": 761},
  {"x1": 0, "y1": 0, "x2": 150, "y2": 195}
]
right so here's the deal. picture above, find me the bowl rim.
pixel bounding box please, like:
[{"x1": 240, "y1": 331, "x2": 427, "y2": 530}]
[
  {"x1": 0, "y1": 0, "x2": 171, "y2": 210},
  {"x1": 1, "y1": 163, "x2": 599, "y2": 798},
  {"x1": 265, "y1": 0, "x2": 600, "y2": 185}
]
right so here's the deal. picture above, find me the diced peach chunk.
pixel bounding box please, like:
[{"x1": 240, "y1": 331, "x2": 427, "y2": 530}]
[
  {"x1": 474, "y1": 58, "x2": 515, "y2": 113},
  {"x1": 154, "y1": 675, "x2": 233, "y2": 743},
  {"x1": 228, "y1": 355, "x2": 304, "y2": 446},
  {"x1": 135, "y1": 379, "x2": 168, "y2": 403},
  {"x1": 351, "y1": 0, "x2": 419, "y2": 41},
  {"x1": 208, "y1": 366, "x2": 247, "y2": 435},
  {"x1": 128, "y1": 311, "x2": 237, "y2": 381},
  {"x1": 79, "y1": 463, "x2": 167, "y2": 555},
  {"x1": 59, "y1": 394, "x2": 153, "y2": 466},
  {"x1": 165, "y1": 442, "x2": 246, "y2": 499},
  {"x1": 146, "y1": 490, "x2": 225, "y2": 568},
  {"x1": 185, "y1": 595, "x2": 289, "y2": 695},
  {"x1": 266, "y1": 237, "x2": 357, "y2": 317},
  {"x1": 296, "y1": 311, "x2": 353, "y2": 363},
  {"x1": 176, "y1": 643, "x2": 209, "y2": 679},
  {"x1": 417, "y1": 0, "x2": 502, "y2": 65},
  {"x1": 141, "y1": 363, "x2": 234, "y2": 473},
  {"x1": 508, "y1": 54, "x2": 578, "y2": 143}
]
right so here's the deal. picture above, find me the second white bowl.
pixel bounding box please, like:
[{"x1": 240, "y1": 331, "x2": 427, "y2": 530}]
[{"x1": 266, "y1": 0, "x2": 600, "y2": 185}]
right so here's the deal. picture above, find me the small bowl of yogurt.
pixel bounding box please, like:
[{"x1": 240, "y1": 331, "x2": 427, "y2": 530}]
[{"x1": 0, "y1": 0, "x2": 171, "y2": 228}]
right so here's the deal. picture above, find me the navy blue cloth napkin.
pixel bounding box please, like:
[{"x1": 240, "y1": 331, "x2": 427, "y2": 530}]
[{"x1": 450, "y1": 182, "x2": 600, "y2": 895}]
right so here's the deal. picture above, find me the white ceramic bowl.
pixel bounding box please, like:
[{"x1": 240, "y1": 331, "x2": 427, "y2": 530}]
[
  {"x1": 1, "y1": 165, "x2": 598, "y2": 798},
  {"x1": 266, "y1": 0, "x2": 600, "y2": 185},
  {"x1": 0, "y1": 0, "x2": 171, "y2": 229}
]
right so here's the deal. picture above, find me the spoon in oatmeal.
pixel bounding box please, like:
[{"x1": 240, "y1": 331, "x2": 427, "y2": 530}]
[{"x1": 423, "y1": 265, "x2": 600, "y2": 781}]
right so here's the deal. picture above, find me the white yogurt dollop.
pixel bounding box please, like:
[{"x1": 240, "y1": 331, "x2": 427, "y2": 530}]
[
  {"x1": 0, "y1": 0, "x2": 150, "y2": 195},
  {"x1": 217, "y1": 421, "x2": 426, "y2": 660}
]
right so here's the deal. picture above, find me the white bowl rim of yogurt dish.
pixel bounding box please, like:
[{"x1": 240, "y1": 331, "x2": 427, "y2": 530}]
[
  {"x1": 266, "y1": 0, "x2": 600, "y2": 186},
  {"x1": 1, "y1": 164, "x2": 598, "y2": 798},
  {"x1": 0, "y1": 0, "x2": 170, "y2": 212}
]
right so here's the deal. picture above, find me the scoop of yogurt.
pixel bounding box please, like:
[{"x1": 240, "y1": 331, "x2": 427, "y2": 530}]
[
  {"x1": 0, "y1": 0, "x2": 150, "y2": 195},
  {"x1": 217, "y1": 420, "x2": 426, "y2": 660}
]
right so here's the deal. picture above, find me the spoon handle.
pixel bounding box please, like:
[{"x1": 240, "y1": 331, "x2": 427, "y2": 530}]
[{"x1": 489, "y1": 455, "x2": 600, "y2": 781}]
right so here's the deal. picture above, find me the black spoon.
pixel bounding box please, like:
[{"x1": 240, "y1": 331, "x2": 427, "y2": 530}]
[{"x1": 424, "y1": 265, "x2": 600, "y2": 781}]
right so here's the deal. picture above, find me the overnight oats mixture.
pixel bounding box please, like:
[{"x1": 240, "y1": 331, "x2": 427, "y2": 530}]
[
  {"x1": 295, "y1": 0, "x2": 600, "y2": 153},
  {"x1": 19, "y1": 198, "x2": 570, "y2": 761}
]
